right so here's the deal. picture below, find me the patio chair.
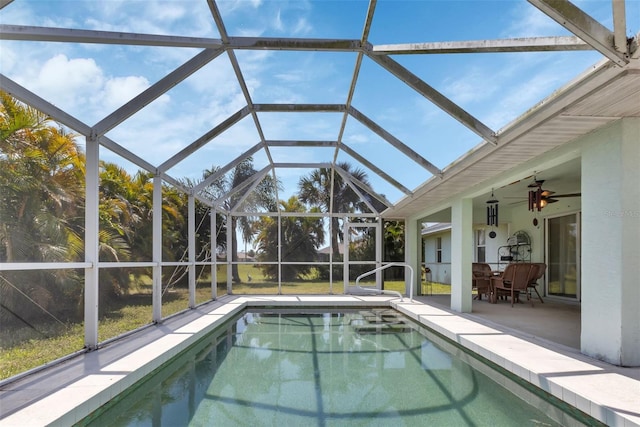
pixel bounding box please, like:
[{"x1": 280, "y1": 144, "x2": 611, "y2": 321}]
[
  {"x1": 527, "y1": 263, "x2": 546, "y2": 304},
  {"x1": 490, "y1": 263, "x2": 536, "y2": 307},
  {"x1": 472, "y1": 263, "x2": 492, "y2": 300}
]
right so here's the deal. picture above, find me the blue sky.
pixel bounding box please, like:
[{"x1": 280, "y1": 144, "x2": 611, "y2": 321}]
[{"x1": 1, "y1": 0, "x2": 638, "y2": 206}]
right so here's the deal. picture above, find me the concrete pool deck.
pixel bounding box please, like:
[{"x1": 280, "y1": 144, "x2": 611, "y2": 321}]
[{"x1": 0, "y1": 295, "x2": 638, "y2": 426}]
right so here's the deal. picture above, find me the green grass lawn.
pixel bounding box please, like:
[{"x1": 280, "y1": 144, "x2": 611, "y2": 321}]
[{"x1": 0, "y1": 264, "x2": 451, "y2": 380}]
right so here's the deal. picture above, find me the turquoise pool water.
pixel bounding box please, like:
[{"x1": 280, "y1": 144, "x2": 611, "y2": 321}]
[{"x1": 84, "y1": 309, "x2": 595, "y2": 426}]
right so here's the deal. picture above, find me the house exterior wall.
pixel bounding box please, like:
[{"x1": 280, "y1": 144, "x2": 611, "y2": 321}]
[
  {"x1": 470, "y1": 224, "x2": 510, "y2": 270},
  {"x1": 581, "y1": 118, "x2": 640, "y2": 366},
  {"x1": 423, "y1": 231, "x2": 451, "y2": 284}
]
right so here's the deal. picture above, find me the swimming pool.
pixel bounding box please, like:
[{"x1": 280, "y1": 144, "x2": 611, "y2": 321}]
[{"x1": 81, "y1": 308, "x2": 597, "y2": 426}]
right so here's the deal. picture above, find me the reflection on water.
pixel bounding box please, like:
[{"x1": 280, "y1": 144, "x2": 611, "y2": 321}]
[{"x1": 85, "y1": 309, "x2": 595, "y2": 426}]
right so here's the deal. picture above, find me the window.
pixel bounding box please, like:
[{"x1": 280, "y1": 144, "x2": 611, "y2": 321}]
[
  {"x1": 436, "y1": 237, "x2": 442, "y2": 263},
  {"x1": 476, "y1": 229, "x2": 486, "y2": 263}
]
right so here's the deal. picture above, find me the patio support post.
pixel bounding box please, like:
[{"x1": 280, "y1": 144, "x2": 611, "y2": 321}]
[
  {"x1": 188, "y1": 195, "x2": 196, "y2": 307},
  {"x1": 152, "y1": 174, "x2": 162, "y2": 322},
  {"x1": 581, "y1": 118, "x2": 640, "y2": 366},
  {"x1": 404, "y1": 218, "x2": 421, "y2": 298},
  {"x1": 84, "y1": 135, "x2": 99, "y2": 349},
  {"x1": 451, "y1": 198, "x2": 473, "y2": 313}
]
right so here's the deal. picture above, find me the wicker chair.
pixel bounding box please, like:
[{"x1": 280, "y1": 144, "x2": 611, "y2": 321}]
[
  {"x1": 472, "y1": 263, "x2": 492, "y2": 300},
  {"x1": 527, "y1": 262, "x2": 546, "y2": 304},
  {"x1": 490, "y1": 263, "x2": 537, "y2": 307}
]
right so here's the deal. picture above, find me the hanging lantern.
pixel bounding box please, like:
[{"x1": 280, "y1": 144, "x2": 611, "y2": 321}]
[{"x1": 486, "y1": 190, "x2": 499, "y2": 226}]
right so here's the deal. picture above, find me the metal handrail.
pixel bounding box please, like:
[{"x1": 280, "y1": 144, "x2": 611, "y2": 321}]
[{"x1": 351, "y1": 262, "x2": 414, "y2": 302}]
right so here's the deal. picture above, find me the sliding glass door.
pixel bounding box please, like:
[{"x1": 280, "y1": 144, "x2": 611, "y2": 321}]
[{"x1": 545, "y1": 213, "x2": 580, "y2": 300}]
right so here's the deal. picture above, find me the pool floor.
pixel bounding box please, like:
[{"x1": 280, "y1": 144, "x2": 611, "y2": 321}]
[{"x1": 87, "y1": 310, "x2": 588, "y2": 426}]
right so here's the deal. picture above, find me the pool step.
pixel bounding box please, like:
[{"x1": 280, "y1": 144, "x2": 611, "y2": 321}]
[{"x1": 351, "y1": 310, "x2": 412, "y2": 334}]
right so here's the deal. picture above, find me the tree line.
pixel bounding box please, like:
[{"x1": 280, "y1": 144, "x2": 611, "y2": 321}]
[{"x1": 0, "y1": 91, "x2": 404, "y2": 327}]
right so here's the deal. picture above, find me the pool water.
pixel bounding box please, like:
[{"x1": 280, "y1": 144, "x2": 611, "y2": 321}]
[{"x1": 83, "y1": 309, "x2": 593, "y2": 426}]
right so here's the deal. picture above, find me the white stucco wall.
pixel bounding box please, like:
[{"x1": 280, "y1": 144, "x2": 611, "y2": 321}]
[{"x1": 581, "y1": 118, "x2": 640, "y2": 366}]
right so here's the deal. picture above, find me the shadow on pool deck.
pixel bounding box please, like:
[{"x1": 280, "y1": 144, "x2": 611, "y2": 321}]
[{"x1": 415, "y1": 294, "x2": 581, "y2": 350}]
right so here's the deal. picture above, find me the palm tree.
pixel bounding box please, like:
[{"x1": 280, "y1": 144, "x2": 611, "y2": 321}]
[
  {"x1": 0, "y1": 91, "x2": 86, "y2": 324},
  {"x1": 254, "y1": 196, "x2": 325, "y2": 281},
  {"x1": 298, "y1": 162, "x2": 371, "y2": 259},
  {"x1": 200, "y1": 158, "x2": 279, "y2": 283}
]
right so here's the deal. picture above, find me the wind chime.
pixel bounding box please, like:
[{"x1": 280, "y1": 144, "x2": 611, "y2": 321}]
[{"x1": 486, "y1": 189, "x2": 499, "y2": 226}]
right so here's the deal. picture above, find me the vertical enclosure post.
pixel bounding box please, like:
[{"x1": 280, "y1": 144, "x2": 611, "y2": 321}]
[
  {"x1": 211, "y1": 208, "x2": 217, "y2": 300},
  {"x1": 188, "y1": 195, "x2": 196, "y2": 307},
  {"x1": 152, "y1": 174, "x2": 162, "y2": 322},
  {"x1": 226, "y1": 213, "x2": 232, "y2": 294},
  {"x1": 84, "y1": 135, "x2": 99, "y2": 349}
]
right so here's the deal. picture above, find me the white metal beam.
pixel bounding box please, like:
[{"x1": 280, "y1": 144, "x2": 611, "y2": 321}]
[
  {"x1": 527, "y1": 0, "x2": 629, "y2": 65},
  {"x1": 206, "y1": 0, "x2": 281, "y2": 215},
  {"x1": 0, "y1": 74, "x2": 92, "y2": 135},
  {"x1": 253, "y1": 103, "x2": 347, "y2": 113},
  {"x1": 0, "y1": 24, "x2": 223, "y2": 48},
  {"x1": 335, "y1": 164, "x2": 392, "y2": 212},
  {"x1": 230, "y1": 167, "x2": 272, "y2": 212},
  {"x1": 193, "y1": 142, "x2": 263, "y2": 193},
  {"x1": 348, "y1": 106, "x2": 443, "y2": 177},
  {"x1": 335, "y1": 167, "x2": 378, "y2": 214},
  {"x1": 93, "y1": 48, "x2": 224, "y2": 136},
  {"x1": 227, "y1": 36, "x2": 361, "y2": 51},
  {"x1": 339, "y1": 142, "x2": 412, "y2": 195},
  {"x1": 612, "y1": 0, "x2": 627, "y2": 54},
  {"x1": 272, "y1": 162, "x2": 333, "y2": 169},
  {"x1": 372, "y1": 36, "x2": 590, "y2": 54},
  {"x1": 266, "y1": 140, "x2": 337, "y2": 147},
  {"x1": 212, "y1": 166, "x2": 271, "y2": 206},
  {"x1": 98, "y1": 135, "x2": 156, "y2": 174},
  {"x1": 159, "y1": 106, "x2": 251, "y2": 173},
  {"x1": 365, "y1": 54, "x2": 498, "y2": 144},
  {"x1": 335, "y1": 0, "x2": 376, "y2": 154}
]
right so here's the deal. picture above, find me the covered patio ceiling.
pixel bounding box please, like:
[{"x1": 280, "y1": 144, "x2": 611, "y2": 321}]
[{"x1": 0, "y1": 0, "x2": 638, "y2": 217}]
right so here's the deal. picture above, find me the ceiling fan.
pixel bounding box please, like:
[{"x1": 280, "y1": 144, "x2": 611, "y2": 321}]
[{"x1": 526, "y1": 179, "x2": 581, "y2": 210}]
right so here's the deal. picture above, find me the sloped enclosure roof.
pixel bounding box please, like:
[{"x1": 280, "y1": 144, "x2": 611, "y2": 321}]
[{"x1": 1, "y1": 0, "x2": 638, "y2": 217}]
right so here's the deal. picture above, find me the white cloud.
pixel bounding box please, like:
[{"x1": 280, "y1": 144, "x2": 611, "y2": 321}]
[
  {"x1": 442, "y1": 66, "x2": 499, "y2": 105},
  {"x1": 103, "y1": 76, "x2": 152, "y2": 110},
  {"x1": 503, "y1": 3, "x2": 565, "y2": 37},
  {"x1": 345, "y1": 133, "x2": 369, "y2": 145},
  {"x1": 274, "y1": 9, "x2": 284, "y2": 32},
  {"x1": 29, "y1": 54, "x2": 105, "y2": 112},
  {"x1": 292, "y1": 17, "x2": 313, "y2": 35}
]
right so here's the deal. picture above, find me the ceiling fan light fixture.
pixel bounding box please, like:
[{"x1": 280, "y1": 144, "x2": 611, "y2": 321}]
[{"x1": 528, "y1": 188, "x2": 544, "y2": 212}]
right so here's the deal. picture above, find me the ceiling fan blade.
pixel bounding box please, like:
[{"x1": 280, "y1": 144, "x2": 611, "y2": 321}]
[
  {"x1": 545, "y1": 198, "x2": 559, "y2": 204},
  {"x1": 550, "y1": 193, "x2": 581, "y2": 198}
]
